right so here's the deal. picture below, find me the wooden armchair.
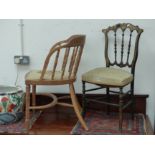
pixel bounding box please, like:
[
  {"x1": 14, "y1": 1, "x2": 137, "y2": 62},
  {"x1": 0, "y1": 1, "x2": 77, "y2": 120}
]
[{"x1": 25, "y1": 35, "x2": 88, "y2": 131}]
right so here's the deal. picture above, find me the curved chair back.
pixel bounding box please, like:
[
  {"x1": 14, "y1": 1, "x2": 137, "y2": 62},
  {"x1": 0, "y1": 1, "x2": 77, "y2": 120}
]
[
  {"x1": 102, "y1": 23, "x2": 143, "y2": 75},
  {"x1": 40, "y1": 35, "x2": 86, "y2": 81}
]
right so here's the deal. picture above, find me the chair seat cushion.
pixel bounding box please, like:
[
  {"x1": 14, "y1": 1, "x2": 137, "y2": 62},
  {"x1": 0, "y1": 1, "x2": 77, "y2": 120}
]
[
  {"x1": 82, "y1": 67, "x2": 133, "y2": 87},
  {"x1": 25, "y1": 70, "x2": 73, "y2": 81}
]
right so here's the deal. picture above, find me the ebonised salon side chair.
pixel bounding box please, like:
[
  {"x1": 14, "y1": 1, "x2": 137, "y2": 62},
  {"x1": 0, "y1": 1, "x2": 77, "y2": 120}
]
[
  {"x1": 82, "y1": 23, "x2": 143, "y2": 132},
  {"x1": 25, "y1": 35, "x2": 88, "y2": 131}
]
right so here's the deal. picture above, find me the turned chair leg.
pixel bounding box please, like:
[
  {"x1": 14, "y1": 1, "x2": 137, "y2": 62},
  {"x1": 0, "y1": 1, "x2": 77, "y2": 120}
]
[
  {"x1": 69, "y1": 83, "x2": 88, "y2": 131},
  {"x1": 82, "y1": 81, "x2": 87, "y2": 116},
  {"x1": 25, "y1": 84, "x2": 31, "y2": 131},
  {"x1": 32, "y1": 85, "x2": 36, "y2": 113},
  {"x1": 131, "y1": 96, "x2": 135, "y2": 120},
  {"x1": 106, "y1": 87, "x2": 110, "y2": 115},
  {"x1": 131, "y1": 82, "x2": 135, "y2": 120},
  {"x1": 119, "y1": 88, "x2": 123, "y2": 133}
]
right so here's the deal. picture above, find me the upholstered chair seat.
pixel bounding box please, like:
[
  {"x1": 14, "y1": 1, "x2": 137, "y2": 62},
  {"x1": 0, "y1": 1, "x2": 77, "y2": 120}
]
[
  {"x1": 25, "y1": 70, "x2": 74, "y2": 81},
  {"x1": 82, "y1": 67, "x2": 133, "y2": 87}
]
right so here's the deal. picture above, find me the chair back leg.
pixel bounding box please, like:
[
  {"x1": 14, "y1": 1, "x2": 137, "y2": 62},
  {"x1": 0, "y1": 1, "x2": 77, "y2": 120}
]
[
  {"x1": 119, "y1": 88, "x2": 123, "y2": 132},
  {"x1": 130, "y1": 82, "x2": 135, "y2": 120},
  {"x1": 69, "y1": 83, "x2": 88, "y2": 131}
]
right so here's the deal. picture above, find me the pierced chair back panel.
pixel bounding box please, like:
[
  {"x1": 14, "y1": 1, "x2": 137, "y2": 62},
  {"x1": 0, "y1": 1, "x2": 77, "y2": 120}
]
[
  {"x1": 40, "y1": 35, "x2": 85, "y2": 81},
  {"x1": 102, "y1": 23, "x2": 143, "y2": 74}
]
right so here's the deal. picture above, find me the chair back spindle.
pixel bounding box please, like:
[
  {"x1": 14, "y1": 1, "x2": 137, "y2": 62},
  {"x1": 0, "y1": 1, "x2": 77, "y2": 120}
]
[
  {"x1": 102, "y1": 23, "x2": 143, "y2": 74},
  {"x1": 114, "y1": 31, "x2": 117, "y2": 64},
  {"x1": 68, "y1": 46, "x2": 79, "y2": 78},
  {"x1": 40, "y1": 35, "x2": 85, "y2": 81},
  {"x1": 120, "y1": 31, "x2": 125, "y2": 65},
  {"x1": 52, "y1": 49, "x2": 60, "y2": 80},
  {"x1": 61, "y1": 47, "x2": 70, "y2": 79}
]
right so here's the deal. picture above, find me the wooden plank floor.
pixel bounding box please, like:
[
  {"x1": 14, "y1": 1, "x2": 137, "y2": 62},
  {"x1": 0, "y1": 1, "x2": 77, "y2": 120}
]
[{"x1": 29, "y1": 106, "x2": 77, "y2": 135}]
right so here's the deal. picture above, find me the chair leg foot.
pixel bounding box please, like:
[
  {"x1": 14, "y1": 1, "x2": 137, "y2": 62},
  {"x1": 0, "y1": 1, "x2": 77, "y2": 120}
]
[{"x1": 69, "y1": 83, "x2": 88, "y2": 131}]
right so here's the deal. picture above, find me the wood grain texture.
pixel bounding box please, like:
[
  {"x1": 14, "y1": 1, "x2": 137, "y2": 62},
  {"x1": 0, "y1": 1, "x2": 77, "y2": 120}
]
[{"x1": 25, "y1": 35, "x2": 88, "y2": 131}]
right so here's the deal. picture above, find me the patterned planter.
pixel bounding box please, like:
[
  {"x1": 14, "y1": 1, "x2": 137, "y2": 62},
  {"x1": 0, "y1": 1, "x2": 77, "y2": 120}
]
[{"x1": 0, "y1": 86, "x2": 24, "y2": 125}]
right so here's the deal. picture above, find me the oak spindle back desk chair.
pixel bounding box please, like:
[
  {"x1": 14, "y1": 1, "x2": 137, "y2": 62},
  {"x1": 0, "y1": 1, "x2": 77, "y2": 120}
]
[{"x1": 25, "y1": 35, "x2": 88, "y2": 131}]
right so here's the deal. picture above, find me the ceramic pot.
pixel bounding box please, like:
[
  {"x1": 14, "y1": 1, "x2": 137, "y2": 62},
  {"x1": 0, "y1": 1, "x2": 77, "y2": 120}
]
[{"x1": 0, "y1": 85, "x2": 24, "y2": 124}]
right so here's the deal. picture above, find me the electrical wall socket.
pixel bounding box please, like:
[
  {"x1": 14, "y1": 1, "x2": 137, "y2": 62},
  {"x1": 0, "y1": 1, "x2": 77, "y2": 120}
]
[{"x1": 14, "y1": 56, "x2": 30, "y2": 65}]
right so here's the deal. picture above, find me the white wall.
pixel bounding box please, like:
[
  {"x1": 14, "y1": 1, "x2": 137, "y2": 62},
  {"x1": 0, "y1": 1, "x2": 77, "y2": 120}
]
[{"x1": 0, "y1": 19, "x2": 155, "y2": 128}]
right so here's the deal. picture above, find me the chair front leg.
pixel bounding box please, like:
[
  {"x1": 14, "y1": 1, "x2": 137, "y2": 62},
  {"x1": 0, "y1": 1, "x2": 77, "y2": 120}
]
[
  {"x1": 25, "y1": 84, "x2": 31, "y2": 131},
  {"x1": 69, "y1": 83, "x2": 88, "y2": 131},
  {"x1": 82, "y1": 81, "x2": 87, "y2": 116},
  {"x1": 106, "y1": 87, "x2": 110, "y2": 115},
  {"x1": 32, "y1": 85, "x2": 36, "y2": 113},
  {"x1": 131, "y1": 81, "x2": 135, "y2": 120},
  {"x1": 119, "y1": 87, "x2": 123, "y2": 132}
]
